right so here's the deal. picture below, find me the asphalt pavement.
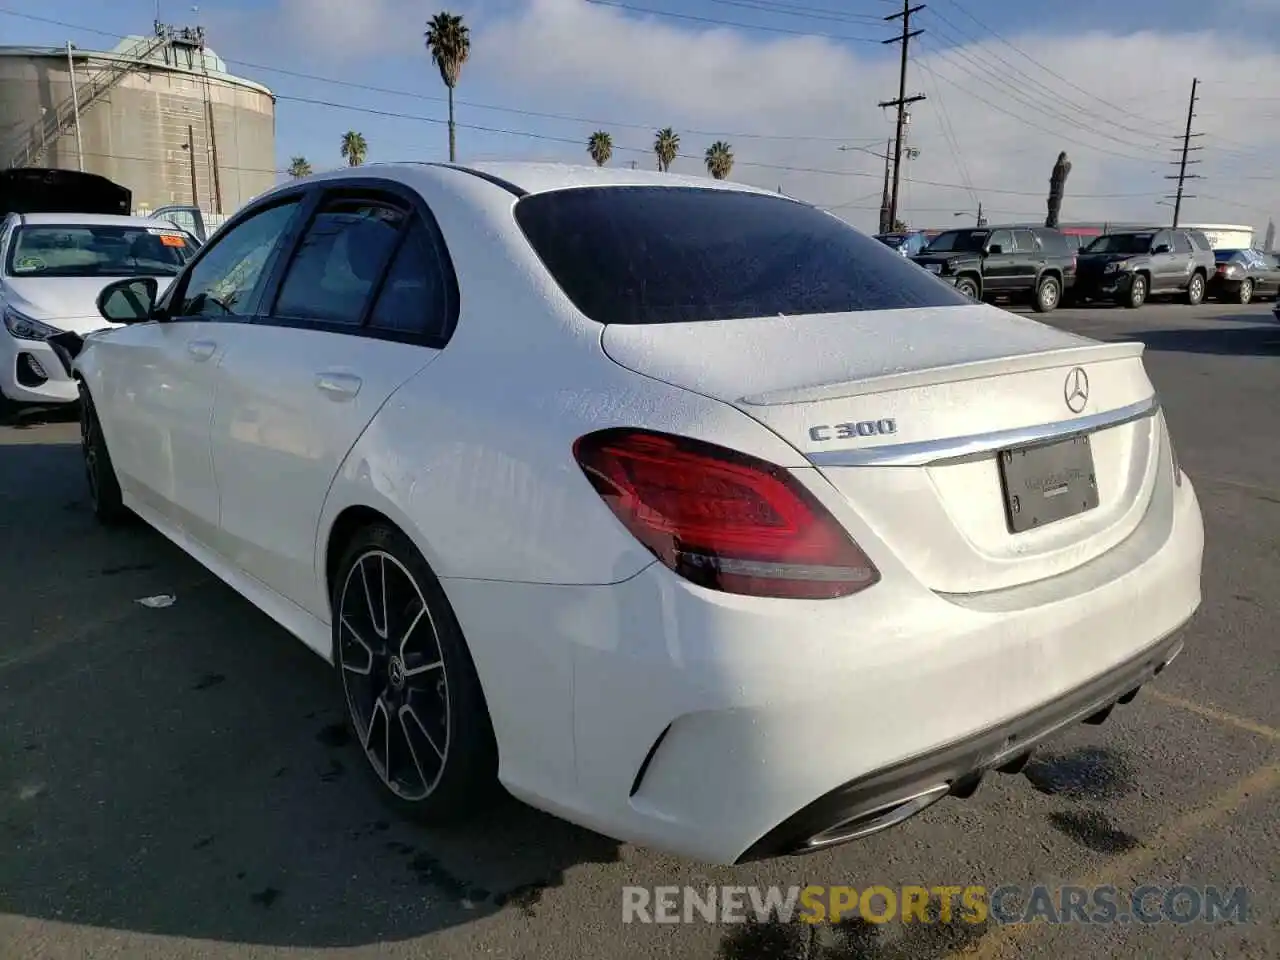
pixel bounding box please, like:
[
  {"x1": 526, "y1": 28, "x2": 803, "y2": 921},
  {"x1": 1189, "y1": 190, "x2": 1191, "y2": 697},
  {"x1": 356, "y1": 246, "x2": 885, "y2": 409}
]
[{"x1": 1, "y1": 299, "x2": 1277, "y2": 960}]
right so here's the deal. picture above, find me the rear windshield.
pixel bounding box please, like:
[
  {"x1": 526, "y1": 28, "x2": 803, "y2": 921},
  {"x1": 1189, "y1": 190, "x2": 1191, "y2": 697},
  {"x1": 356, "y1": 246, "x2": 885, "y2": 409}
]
[
  {"x1": 513, "y1": 186, "x2": 968, "y2": 325},
  {"x1": 1215, "y1": 249, "x2": 1244, "y2": 262},
  {"x1": 5, "y1": 224, "x2": 193, "y2": 277},
  {"x1": 1084, "y1": 233, "x2": 1154, "y2": 255}
]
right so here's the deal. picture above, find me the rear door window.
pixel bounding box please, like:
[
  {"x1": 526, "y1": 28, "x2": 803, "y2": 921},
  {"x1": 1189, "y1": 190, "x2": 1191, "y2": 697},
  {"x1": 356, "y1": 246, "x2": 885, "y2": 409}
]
[
  {"x1": 1012, "y1": 229, "x2": 1038, "y2": 252},
  {"x1": 513, "y1": 186, "x2": 968, "y2": 325},
  {"x1": 1173, "y1": 232, "x2": 1193, "y2": 255},
  {"x1": 272, "y1": 196, "x2": 406, "y2": 327},
  {"x1": 367, "y1": 215, "x2": 458, "y2": 342}
]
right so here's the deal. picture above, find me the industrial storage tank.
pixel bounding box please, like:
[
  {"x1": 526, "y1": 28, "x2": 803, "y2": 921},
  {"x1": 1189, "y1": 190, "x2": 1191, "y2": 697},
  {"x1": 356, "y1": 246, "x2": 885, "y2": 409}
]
[{"x1": 0, "y1": 24, "x2": 275, "y2": 216}]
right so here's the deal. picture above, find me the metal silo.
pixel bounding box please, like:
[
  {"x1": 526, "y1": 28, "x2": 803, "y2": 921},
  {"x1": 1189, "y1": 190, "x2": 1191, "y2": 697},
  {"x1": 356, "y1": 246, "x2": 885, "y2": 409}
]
[{"x1": 0, "y1": 23, "x2": 276, "y2": 216}]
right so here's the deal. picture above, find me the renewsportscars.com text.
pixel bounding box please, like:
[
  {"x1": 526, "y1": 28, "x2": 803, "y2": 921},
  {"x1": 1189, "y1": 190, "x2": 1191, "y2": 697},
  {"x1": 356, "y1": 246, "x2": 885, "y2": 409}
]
[{"x1": 621, "y1": 884, "x2": 1250, "y2": 926}]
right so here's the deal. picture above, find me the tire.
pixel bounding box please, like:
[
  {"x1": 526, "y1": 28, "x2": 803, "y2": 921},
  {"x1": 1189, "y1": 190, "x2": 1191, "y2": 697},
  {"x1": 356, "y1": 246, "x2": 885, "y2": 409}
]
[
  {"x1": 1184, "y1": 271, "x2": 1206, "y2": 306},
  {"x1": 1236, "y1": 279, "x2": 1253, "y2": 305},
  {"x1": 78, "y1": 382, "x2": 130, "y2": 525},
  {"x1": 1032, "y1": 275, "x2": 1061, "y2": 313},
  {"x1": 1122, "y1": 274, "x2": 1147, "y2": 309},
  {"x1": 955, "y1": 276, "x2": 980, "y2": 300},
  {"x1": 331, "y1": 523, "x2": 499, "y2": 822}
]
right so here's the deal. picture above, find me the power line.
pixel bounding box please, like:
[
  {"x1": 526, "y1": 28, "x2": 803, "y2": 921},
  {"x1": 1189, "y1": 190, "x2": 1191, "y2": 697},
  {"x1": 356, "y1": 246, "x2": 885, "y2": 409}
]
[
  {"x1": 913, "y1": 43, "x2": 1162, "y2": 166},
  {"x1": 914, "y1": 57, "x2": 976, "y2": 208},
  {"x1": 580, "y1": 0, "x2": 883, "y2": 42},
  {"x1": 702, "y1": 0, "x2": 890, "y2": 27},
  {"x1": 935, "y1": 0, "x2": 1178, "y2": 135},
  {"x1": 0, "y1": 7, "x2": 867, "y2": 145},
  {"x1": 916, "y1": 39, "x2": 1159, "y2": 161},
  {"x1": 879, "y1": 0, "x2": 926, "y2": 231},
  {"x1": 0, "y1": 5, "x2": 1171, "y2": 203}
]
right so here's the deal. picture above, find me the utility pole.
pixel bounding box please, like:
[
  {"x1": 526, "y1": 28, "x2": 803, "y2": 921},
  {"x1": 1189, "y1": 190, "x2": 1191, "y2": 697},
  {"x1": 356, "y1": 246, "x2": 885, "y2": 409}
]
[
  {"x1": 878, "y1": 138, "x2": 892, "y2": 233},
  {"x1": 1165, "y1": 78, "x2": 1202, "y2": 229},
  {"x1": 879, "y1": 0, "x2": 925, "y2": 231},
  {"x1": 66, "y1": 42, "x2": 84, "y2": 172},
  {"x1": 187, "y1": 124, "x2": 199, "y2": 207}
]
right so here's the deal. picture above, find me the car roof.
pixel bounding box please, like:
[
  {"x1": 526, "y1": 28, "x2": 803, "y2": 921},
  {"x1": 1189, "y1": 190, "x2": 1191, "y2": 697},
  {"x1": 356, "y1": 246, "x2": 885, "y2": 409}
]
[
  {"x1": 933, "y1": 223, "x2": 1059, "y2": 232},
  {"x1": 289, "y1": 161, "x2": 781, "y2": 200},
  {"x1": 16, "y1": 212, "x2": 179, "y2": 229}
]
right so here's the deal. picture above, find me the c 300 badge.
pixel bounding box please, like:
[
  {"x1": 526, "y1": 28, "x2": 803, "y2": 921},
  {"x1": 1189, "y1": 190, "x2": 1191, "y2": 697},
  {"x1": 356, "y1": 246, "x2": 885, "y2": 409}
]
[{"x1": 808, "y1": 419, "x2": 897, "y2": 442}]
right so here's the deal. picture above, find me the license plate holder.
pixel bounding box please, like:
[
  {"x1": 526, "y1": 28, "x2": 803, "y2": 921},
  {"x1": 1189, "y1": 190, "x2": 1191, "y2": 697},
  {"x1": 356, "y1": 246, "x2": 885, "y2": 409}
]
[{"x1": 998, "y1": 434, "x2": 1099, "y2": 533}]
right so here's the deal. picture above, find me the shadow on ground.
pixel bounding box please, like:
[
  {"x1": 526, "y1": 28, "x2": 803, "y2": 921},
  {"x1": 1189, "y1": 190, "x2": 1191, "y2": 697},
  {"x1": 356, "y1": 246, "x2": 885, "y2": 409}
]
[
  {"x1": 1127, "y1": 325, "x2": 1280, "y2": 356},
  {"x1": 0, "y1": 402, "x2": 78, "y2": 430},
  {"x1": 0, "y1": 441, "x2": 622, "y2": 948}
]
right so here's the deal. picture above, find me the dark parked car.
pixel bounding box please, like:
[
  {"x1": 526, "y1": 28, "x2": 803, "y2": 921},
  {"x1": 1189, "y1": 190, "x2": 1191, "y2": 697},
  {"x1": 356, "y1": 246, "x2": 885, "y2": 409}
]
[
  {"x1": 910, "y1": 225, "x2": 1076, "y2": 312},
  {"x1": 874, "y1": 230, "x2": 932, "y2": 258},
  {"x1": 1074, "y1": 227, "x2": 1216, "y2": 308},
  {"x1": 1206, "y1": 248, "x2": 1280, "y2": 304}
]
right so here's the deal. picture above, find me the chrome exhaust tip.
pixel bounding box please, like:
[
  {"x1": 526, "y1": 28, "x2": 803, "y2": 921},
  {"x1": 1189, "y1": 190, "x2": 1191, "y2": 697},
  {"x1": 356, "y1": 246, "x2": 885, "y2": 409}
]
[{"x1": 802, "y1": 783, "x2": 952, "y2": 851}]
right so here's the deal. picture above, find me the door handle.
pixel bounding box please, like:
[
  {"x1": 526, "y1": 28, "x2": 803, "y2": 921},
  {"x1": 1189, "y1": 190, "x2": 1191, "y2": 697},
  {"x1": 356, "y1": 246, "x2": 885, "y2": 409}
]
[
  {"x1": 315, "y1": 370, "x2": 362, "y2": 401},
  {"x1": 186, "y1": 339, "x2": 217, "y2": 361}
]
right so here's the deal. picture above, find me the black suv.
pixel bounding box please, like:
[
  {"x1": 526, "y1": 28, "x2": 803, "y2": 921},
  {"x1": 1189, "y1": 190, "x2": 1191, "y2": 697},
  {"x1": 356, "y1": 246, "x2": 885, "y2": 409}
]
[
  {"x1": 910, "y1": 225, "x2": 1076, "y2": 313},
  {"x1": 1074, "y1": 227, "x2": 1216, "y2": 308}
]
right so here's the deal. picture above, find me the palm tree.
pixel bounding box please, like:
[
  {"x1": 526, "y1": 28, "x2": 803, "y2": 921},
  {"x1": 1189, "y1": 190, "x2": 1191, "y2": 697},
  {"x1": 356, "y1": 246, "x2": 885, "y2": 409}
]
[
  {"x1": 1045, "y1": 150, "x2": 1072, "y2": 229},
  {"x1": 287, "y1": 156, "x2": 312, "y2": 179},
  {"x1": 704, "y1": 140, "x2": 734, "y2": 180},
  {"x1": 654, "y1": 127, "x2": 679, "y2": 172},
  {"x1": 340, "y1": 131, "x2": 367, "y2": 167},
  {"x1": 425, "y1": 11, "x2": 471, "y2": 162},
  {"x1": 587, "y1": 130, "x2": 613, "y2": 167}
]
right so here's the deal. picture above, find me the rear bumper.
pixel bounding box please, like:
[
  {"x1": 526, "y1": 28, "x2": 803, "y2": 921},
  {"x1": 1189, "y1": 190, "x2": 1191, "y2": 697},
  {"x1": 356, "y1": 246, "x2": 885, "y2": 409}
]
[
  {"x1": 1206, "y1": 276, "x2": 1242, "y2": 298},
  {"x1": 738, "y1": 626, "x2": 1183, "y2": 861},
  {"x1": 443, "y1": 465, "x2": 1203, "y2": 865},
  {"x1": 1074, "y1": 272, "x2": 1134, "y2": 299}
]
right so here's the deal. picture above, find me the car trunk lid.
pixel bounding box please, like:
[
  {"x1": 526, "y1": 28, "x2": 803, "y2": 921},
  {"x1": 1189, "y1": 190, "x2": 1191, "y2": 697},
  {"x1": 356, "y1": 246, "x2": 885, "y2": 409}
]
[{"x1": 601, "y1": 304, "x2": 1163, "y2": 594}]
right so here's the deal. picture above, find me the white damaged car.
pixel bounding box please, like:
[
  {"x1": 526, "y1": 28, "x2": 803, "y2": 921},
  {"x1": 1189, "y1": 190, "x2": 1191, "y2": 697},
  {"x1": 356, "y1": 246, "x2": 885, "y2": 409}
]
[
  {"x1": 1, "y1": 212, "x2": 193, "y2": 414},
  {"x1": 52, "y1": 162, "x2": 1203, "y2": 864}
]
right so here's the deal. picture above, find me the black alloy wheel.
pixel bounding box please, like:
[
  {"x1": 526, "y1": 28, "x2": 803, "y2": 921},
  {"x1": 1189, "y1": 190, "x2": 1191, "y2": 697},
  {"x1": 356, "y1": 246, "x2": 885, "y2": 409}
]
[{"x1": 333, "y1": 524, "x2": 498, "y2": 820}]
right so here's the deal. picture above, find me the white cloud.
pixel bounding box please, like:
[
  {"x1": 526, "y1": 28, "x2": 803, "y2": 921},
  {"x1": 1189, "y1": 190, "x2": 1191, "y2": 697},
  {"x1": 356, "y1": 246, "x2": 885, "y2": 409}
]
[{"x1": 470, "y1": 0, "x2": 1280, "y2": 235}]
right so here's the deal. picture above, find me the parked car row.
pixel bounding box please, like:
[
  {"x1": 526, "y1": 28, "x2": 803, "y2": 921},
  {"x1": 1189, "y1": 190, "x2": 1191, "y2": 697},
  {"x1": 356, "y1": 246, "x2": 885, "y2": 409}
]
[{"x1": 875, "y1": 222, "x2": 1278, "y2": 312}]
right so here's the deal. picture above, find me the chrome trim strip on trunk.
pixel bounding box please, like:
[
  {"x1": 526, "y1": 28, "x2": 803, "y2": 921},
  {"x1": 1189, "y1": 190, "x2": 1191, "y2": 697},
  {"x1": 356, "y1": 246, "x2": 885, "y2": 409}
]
[{"x1": 806, "y1": 394, "x2": 1160, "y2": 468}]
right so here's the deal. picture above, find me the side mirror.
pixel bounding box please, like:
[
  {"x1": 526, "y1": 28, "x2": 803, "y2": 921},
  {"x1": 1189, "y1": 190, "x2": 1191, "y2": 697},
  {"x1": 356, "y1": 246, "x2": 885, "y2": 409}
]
[
  {"x1": 986, "y1": 244, "x2": 1004, "y2": 255},
  {"x1": 1152, "y1": 244, "x2": 1171, "y2": 255},
  {"x1": 98, "y1": 277, "x2": 158, "y2": 324}
]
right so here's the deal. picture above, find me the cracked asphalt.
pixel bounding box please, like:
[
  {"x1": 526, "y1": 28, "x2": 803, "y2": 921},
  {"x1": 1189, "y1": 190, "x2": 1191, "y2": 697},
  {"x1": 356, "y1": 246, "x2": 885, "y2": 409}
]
[{"x1": 1, "y1": 299, "x2": 1277, "y2": 959}]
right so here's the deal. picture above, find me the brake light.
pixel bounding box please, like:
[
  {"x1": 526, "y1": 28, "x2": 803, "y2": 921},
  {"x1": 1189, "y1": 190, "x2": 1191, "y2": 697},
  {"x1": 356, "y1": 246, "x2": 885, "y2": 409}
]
[{"x1": 573, "y1": 429, "x2": 880, "y2": 599}]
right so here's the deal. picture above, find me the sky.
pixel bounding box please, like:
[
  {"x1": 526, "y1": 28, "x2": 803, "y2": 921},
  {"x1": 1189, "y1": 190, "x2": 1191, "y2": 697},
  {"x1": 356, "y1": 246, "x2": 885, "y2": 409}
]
[{"x1": 2, "y1": 0, "x2": 1278, "y2": 236}]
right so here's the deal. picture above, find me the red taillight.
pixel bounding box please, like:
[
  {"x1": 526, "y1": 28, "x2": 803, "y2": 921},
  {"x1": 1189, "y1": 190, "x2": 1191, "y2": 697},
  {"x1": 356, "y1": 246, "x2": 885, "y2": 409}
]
[{"x1": 573, "y1": 429, "x2": 880, "y2": 599}]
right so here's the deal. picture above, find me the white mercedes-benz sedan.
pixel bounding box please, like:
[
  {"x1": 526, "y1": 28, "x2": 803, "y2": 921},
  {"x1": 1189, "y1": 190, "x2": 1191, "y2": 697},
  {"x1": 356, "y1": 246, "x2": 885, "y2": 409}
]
[
  {"x1": 61, "y1": 162, "x2": 1203, "y2": 864},
  {"x1": 0, "y1": 212, "x2": 193, "y2": 414}
]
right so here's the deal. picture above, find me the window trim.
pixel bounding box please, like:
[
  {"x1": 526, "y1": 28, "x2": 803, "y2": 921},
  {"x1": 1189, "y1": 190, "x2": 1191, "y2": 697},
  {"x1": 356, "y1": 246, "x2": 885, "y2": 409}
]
[
  {"x1": 254, "y1": 177, "x2": 461, "y2": 349},
  {"x1": 160, "y1": 186, "x2": 313, "y2": 324}
]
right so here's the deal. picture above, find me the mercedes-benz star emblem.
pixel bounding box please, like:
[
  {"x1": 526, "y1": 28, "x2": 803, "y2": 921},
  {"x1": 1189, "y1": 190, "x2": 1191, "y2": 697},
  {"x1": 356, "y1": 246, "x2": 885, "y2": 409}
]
[
  {"x1": 388, "y1": 656, "x2": 406, "y2": 689},
  {"x1": 1064, "y1": 367, "x2": 1089, "y2": 414}
]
